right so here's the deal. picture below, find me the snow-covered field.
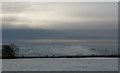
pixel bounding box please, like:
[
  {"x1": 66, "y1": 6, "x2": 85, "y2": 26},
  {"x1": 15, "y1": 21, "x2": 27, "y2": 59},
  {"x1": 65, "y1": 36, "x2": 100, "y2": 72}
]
[{"x1": 2, "y1": 58, "x2": 118, "y2": 71}]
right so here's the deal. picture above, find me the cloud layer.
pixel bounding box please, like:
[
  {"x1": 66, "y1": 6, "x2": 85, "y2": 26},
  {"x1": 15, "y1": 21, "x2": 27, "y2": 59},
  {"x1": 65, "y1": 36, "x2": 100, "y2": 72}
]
[{"x1": 2, "y1": 2, "x2": 118, "y2": 48}]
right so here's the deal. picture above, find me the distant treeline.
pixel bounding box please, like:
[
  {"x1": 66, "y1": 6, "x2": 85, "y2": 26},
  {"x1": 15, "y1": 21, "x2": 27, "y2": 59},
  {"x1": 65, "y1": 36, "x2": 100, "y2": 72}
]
[
  {"x1": 3, "y1": 54, "x2": 120, "y2": 59},
  {"x1": 2, "y1": 43, "x2": 120, "y2": 59},
  {"x1": 15, "y1": 55, "x2": 120, "y2": 59}
]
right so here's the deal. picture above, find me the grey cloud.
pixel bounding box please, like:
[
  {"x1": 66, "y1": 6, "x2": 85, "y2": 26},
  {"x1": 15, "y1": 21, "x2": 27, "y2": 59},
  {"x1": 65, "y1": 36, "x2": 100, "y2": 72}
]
[
  {"x1": 2, "y1": 28, "x2": 117, "y2": 48},
  {"x1": 3, "y1": 27, "x2": 117, "y2": 42},
  {"x1": 2, "y1": 17, "x2": 17, "y2": 22},
  {"x1": 2, "y1": 2, "x2": 27, "y2": 13},
  {"x1": 2, "y1": 17, "x2": 17, "y2": 28},
  {"x1": 2, "y1": 16, "x2": 31, "y2": 29},
  {"x1": 51, "y1": 21, "x2": 117, "y2": 31}
]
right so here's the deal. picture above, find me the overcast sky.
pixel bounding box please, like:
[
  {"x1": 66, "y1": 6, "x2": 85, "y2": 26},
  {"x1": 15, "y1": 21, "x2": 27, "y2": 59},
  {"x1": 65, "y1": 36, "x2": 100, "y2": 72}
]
[{"x1": 2, "y1": 2, "x2": 118, "y2": 48}]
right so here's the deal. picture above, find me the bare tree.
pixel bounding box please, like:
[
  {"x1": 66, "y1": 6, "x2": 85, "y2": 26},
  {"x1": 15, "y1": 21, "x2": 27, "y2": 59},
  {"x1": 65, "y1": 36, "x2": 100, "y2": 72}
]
[{"x1": 2, "y1": 43, "x2": 19, "y2": 59}]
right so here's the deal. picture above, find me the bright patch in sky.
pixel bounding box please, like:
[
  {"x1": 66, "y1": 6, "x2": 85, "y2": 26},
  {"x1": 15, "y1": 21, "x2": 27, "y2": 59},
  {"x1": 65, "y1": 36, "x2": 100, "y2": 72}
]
[{"x1": 2, "y1": 2, "x2": 117, "y2": 29}]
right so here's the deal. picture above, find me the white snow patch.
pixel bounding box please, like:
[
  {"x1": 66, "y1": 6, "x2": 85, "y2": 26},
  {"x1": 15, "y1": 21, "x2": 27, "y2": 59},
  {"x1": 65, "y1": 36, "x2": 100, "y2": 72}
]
[{"x1": 2, "y1": 58, "x2": 118, "y2": 71}]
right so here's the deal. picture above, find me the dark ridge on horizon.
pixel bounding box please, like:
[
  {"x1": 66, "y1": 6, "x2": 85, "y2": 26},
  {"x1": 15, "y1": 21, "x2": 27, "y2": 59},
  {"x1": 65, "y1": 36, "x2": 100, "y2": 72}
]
[{"x1": 2, "y1": 55, "x2": 120, "y2": 59}]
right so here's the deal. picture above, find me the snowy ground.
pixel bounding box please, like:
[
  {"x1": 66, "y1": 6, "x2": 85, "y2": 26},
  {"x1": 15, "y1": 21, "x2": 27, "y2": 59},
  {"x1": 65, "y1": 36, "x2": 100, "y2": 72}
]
[{"x1": 2, "y1": 58, "x2": 118, "y2": 71}]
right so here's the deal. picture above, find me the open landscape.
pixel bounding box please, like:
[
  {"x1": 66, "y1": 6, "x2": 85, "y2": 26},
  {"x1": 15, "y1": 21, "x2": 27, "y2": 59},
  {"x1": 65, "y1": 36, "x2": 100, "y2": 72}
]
[
  {"x1": 2, "y1": 2, "x2": 118, "y2": 72},
  {"x1": 2, "y1": 58, "x2": 118, "y2": 71}
]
